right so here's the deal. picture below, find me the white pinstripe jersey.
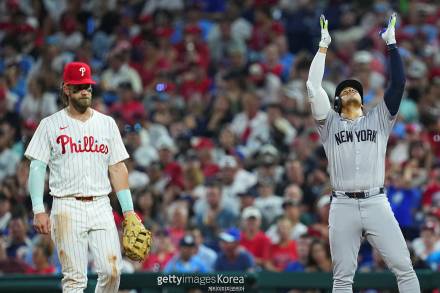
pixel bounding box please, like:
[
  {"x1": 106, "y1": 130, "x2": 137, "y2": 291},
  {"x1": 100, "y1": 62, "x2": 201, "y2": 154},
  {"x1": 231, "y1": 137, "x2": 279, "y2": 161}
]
[
  {"x1": 25, "y1": 108, "x2": 129, "y2": 196},
  {"x1": 316, "y1": 100, "x2": 396, "y2": 191}
]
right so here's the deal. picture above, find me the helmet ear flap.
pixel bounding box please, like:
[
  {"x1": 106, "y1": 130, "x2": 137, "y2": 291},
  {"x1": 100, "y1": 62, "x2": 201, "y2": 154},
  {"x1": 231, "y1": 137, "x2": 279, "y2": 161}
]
[{"x1": 334, "y1": 96, "x2": 341, "y2": 113}]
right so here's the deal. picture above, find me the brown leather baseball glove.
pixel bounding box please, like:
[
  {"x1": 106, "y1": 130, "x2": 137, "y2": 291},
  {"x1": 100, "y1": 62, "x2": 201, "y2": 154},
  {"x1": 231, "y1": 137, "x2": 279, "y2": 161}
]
[{"x1": 122, "y1": 213, "x2": 152, "y2": 261}]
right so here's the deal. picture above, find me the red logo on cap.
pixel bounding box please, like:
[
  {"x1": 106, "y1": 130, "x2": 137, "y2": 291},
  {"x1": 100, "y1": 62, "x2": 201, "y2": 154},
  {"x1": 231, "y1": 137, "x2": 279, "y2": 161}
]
[{"x1": 63, "y1": 62, "x2": 96, "y2": 85}]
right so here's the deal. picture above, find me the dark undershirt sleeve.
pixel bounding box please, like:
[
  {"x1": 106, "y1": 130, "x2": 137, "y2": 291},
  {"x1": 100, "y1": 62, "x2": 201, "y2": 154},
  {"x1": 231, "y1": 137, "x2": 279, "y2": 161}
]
[{"x1": 383, "y1": 44, "x2": 406, "y2": 116}]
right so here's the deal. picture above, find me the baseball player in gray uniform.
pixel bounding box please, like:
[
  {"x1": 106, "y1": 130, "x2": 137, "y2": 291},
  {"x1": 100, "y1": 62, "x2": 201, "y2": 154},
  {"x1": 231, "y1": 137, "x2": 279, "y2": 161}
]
[{"x1": 306, "y1": 13, "x2": 420, "y2": 292}]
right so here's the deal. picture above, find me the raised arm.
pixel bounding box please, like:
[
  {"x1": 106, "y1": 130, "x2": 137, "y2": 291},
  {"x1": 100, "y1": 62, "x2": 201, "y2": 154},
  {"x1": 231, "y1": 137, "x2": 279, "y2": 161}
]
[
  {"x1": 380, "y1": 13, "x2": 406, "y2": 116},
  {"x1": 306, "y1": 15, "x2": 332, "y2": 121}
]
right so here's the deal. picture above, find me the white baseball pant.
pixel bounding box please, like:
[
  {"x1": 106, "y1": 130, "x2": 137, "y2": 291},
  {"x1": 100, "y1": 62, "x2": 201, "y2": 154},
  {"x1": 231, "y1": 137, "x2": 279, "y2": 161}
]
[{"x1": 50, "y1": 196, "x2": 122, "y2": 293}]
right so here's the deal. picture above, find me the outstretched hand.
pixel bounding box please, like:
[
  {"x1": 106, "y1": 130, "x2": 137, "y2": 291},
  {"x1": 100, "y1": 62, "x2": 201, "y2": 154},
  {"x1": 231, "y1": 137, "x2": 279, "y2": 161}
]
[
  {"x1": 319, "y1": 14, "x2": 331, "y2": 48},
  {"x1": 380, "y1": 12, "x2": 397, "y2": 45}
]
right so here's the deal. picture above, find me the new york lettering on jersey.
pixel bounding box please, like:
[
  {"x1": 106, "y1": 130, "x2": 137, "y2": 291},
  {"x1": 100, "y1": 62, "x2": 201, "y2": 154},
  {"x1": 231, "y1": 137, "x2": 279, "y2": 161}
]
[
  {"x1": 317, "y1": 107, "x2": 389, "y2": 191},
  {"x1": 334, "y1": 129, "x2": 377, "y2": 145}
]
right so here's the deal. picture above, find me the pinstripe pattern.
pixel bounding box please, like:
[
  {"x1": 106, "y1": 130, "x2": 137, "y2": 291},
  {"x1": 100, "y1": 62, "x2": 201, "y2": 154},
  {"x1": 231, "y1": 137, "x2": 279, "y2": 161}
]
[
  {"x1": 26, "y1": 107, "x2": 129, "y2": 292},
  {"x1": 51, "y1": 196, "x2": 122, "y2": 293},
  {"x1": 25, "y1": 108, "x2": 129, "y2": 196},
  {"x1": 316, "y1": 100, "x2": 395, "y2": 191}
]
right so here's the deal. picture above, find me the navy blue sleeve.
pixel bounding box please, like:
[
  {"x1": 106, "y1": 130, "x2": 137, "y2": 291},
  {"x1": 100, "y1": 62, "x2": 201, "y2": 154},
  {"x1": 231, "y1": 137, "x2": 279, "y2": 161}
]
[{"x1": 383, "y1": 44, "x2": 406, "y2": 116}]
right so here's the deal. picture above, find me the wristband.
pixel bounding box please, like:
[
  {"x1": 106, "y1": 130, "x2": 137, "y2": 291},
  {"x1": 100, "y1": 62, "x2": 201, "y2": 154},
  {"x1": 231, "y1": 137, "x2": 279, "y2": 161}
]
[{"x1": 116, "y1": 189, "x2": 134, "y2": 213}]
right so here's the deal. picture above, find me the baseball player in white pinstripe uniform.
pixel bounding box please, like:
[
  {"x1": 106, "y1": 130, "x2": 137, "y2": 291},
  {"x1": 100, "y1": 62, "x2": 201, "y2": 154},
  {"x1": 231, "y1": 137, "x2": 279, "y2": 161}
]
[{"x1": 25, "y1": 62, "x2": 138, "y2": 292}]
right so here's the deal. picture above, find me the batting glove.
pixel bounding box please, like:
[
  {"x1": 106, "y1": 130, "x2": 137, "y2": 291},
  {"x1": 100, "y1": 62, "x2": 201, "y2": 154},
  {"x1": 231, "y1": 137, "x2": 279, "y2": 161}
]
[
  {"x1": 380, "y1": 12, "x2": 397, "y2": 45},
  {"x1": 319, "y1": 14, "x2": 331, "y2": 48}
]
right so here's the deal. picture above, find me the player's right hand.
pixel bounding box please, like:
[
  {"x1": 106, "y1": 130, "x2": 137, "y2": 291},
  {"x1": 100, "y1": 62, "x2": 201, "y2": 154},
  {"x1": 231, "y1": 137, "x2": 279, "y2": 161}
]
[
  {"x1": 33, "y1": 212, "x2": 51, "y2": 234},
  {"x1": 380, "y1": 12, "x2": 397, "y2": 45},
  {"x1": 319, "y1": 14, "x2": 331, "y2": 48}
]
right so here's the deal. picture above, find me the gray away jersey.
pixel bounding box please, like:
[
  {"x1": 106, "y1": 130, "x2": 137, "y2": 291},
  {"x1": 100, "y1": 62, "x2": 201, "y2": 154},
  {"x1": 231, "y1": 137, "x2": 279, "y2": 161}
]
[
  {"x1": 25, "y1": 109, "x2": 129, "y2": 196},
  {"x1": 316, "y1": 100, "x2": 396, "y2": 191}
]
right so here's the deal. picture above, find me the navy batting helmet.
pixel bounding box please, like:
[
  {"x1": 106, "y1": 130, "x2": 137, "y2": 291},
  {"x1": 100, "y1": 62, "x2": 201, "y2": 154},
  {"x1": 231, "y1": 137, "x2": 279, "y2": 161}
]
[{"x1": 334, "y1": 79, "x2": 364, "y2": 113}]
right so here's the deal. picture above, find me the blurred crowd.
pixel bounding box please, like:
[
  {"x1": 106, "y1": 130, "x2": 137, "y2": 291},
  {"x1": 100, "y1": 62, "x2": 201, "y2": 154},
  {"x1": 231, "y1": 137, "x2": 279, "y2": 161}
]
[{"x1": 0, "y1": 0, "x2": 440, "y2": 281}]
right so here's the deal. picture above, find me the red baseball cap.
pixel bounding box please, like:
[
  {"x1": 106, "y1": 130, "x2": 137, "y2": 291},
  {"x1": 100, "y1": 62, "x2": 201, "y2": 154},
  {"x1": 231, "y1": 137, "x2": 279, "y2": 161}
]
[
  {"x1": 63, "y1": 62, "x2": 96, "y2": 85},
  {"x1": 184, "y1": 25, "x2": 202, "y2": 35},
  {"x1": 193, "y1": 137, "x2": 215, "y2": 150},
  {"x1": 154, "y1": 27, "x2": 174, "y2": 38}
]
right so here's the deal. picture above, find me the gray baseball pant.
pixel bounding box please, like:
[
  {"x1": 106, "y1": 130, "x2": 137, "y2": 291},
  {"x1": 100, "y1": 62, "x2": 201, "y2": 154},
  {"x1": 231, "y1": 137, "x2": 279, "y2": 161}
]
[{"x1": 329, "y1": 194, "x2": 420, "y2": 293}]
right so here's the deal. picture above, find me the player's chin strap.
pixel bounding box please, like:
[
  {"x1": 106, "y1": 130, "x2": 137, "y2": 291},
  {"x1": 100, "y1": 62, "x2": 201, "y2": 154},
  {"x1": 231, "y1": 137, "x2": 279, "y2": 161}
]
[{"x1": 28, "y1": 159, "x2": 47, "y2": 214}]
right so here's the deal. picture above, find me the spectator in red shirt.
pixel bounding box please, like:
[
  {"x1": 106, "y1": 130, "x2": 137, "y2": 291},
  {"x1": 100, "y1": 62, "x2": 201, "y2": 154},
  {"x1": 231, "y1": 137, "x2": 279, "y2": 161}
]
[
  {"x1": 248, "y1": 8, "x2": 274, "y2": 52},
  {"x1": 131, "y1": 40, "x2": 161, "y2": 89},
  {"x1": 266, "y1": 217, "x2": 298, "y2": 271},
  {"x1": 423, "y1": 114, "x2": 440, "y2": 160},
  {"x1": 26, "y1": 242, "x2": 56, "y2": 275},
  {"x1": 156, "y1": 136, "x2": 184, "y2": 191},
  {"x1": 422, "y1": 165, "x2": 440, "y2": 212},
  {"x1": 153, "y1": 27, "x2": 178, "y2": 87},
  {"x1": 261, "y1": 43, "x2": 284, "y2": 78},
  {"x1": 179, "y1": 61, "x2": 212, "y2": 102},
  {"x1": 192, "y1": 137, "x2": 220, "y2": 178},
  {"x1": 109, "y1": 82, "x2": 145, "y2": 125},
  {"x1": 166, "y1": 202, "x2": 189, "y2": 248},
  {"x1": 175, "y1": 24, "x2": 210, "y2": 72},
  {"x1": 239, "y1": 206, "x2": 271, "y2": 268},
  {"x1": 131, "y1": 14, "x2": 154, "y2": 48},
  {"x1": 142, "y1": 229, "x2": 175, "y2": 272}
]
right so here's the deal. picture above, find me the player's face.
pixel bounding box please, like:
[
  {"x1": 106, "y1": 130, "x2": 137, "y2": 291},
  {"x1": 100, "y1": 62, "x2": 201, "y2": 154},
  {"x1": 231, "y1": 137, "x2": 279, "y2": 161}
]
[
  {"x1": 65, "y1": 84, "x2": 93, "y2": 113},
  {"x1": 340, "y1": 87, "x2": 362, "y2": 108}
]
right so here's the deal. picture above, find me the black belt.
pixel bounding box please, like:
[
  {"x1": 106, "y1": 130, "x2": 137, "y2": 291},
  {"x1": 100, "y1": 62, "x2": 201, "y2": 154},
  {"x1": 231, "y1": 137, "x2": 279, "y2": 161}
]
[{"x1": 332, "y1": 187, "x2": 385, "y2": 199}]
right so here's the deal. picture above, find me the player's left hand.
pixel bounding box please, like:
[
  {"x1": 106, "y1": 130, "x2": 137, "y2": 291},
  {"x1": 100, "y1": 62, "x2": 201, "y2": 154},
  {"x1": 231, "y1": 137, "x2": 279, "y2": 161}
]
[
  {"x1": 380, "y1": 12, "x2": 397, "y2": 45},
  {"x1": 319, "y1": 14, "x2": 331, "y2": 48},
  {"x1": 122, "y1": 212, "x2": 152, "y2": 261}
]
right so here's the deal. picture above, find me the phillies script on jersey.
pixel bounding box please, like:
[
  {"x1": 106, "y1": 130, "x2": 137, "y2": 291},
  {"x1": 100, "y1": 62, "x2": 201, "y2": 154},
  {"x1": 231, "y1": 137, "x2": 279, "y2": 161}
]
[
  {"x1": 56, "y1": 135, "x2": 109, "y2": 154},
  {"x1": 25, "y1": 109, "x2": 129, "y2": 196}
]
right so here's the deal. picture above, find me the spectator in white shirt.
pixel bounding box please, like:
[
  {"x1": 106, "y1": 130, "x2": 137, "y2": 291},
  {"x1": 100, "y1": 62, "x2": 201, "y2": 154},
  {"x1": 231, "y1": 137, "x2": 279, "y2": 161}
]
[
  {"x1": 266, "y1": 199, "x2": 308, "y2": 243},
  {"x1": 218, "y1": 155, "x2": 257, "y2": 209},
  {"x1": 0, "y1": 194, "x2": 11, "y2": 235},
  {"x1": 231, "y1": 91, "x2": 269, "y2": 158},
  {"x1": 101, "y1": 46, "x2": 143, "y2": 95},
  {"x1": 20, "y1": 77, "x2": 58, "y2": 121},
  {"x1": 254, "y1": 178, "x2": 283, "y2": 228},
  {"x1": 412, "y1": 221, "x2": 440, "y2": 261}
]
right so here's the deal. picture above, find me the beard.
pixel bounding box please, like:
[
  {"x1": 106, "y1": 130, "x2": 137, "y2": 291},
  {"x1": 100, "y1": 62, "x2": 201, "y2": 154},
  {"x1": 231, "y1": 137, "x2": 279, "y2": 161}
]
[
  {"x1": 342, "y1": 95, "x2": 362, "y2": 108},
  {"x1": 69, "y1": 96, "x2": 92, "y2": 113}
]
